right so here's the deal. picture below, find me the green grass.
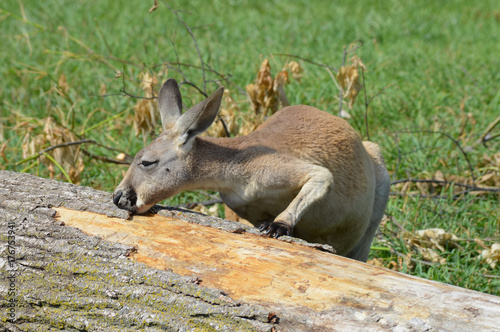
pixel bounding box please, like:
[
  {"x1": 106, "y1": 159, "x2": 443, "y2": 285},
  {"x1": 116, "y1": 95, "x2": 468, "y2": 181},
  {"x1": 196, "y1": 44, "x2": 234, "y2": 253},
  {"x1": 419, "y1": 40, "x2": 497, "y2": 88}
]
[{"x1": 1, "y1": 0, "x2": 499, "y2": 295}]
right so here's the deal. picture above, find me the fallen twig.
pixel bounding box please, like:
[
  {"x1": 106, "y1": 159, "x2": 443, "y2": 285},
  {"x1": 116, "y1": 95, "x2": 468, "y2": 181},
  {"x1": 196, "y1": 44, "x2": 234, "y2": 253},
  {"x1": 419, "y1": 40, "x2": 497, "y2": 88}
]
[
  {"x1": 395, "y1": 130, "x2": 477, "y2": 183},
  {"x1": 391, "y1": 249, "x2": 439, "y2": 267},
  {"x1": 17, "y1": 139, "x2": 132, "y2": 165},
  {"x1": 391, "y1": 178, "x2": 499, "y2": 192},
  {"x1": 478, "y1": 115, "x2": 500, "y2": 145}
]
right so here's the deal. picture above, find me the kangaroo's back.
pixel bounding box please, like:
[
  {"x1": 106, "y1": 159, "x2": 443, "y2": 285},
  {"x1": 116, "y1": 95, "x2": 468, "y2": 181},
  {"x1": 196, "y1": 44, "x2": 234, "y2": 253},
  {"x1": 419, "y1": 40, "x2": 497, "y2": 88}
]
[{"x1": 248, "y1": 105, "x2": 375, "y2": 205}]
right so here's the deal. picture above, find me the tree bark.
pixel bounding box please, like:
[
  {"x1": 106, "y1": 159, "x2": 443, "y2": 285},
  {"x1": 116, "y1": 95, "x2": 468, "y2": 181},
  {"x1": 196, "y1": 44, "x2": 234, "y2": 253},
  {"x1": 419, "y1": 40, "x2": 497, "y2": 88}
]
[{"x1": 1, "y1": 171, "x2": 499, "y2": 331}]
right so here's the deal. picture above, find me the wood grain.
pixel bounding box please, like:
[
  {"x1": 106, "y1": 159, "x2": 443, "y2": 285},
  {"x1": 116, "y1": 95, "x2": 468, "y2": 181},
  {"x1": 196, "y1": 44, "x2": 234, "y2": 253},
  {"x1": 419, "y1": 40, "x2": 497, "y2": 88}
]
[{"x1": 56, "y1": 207, "x2": 500, "y2": 331}]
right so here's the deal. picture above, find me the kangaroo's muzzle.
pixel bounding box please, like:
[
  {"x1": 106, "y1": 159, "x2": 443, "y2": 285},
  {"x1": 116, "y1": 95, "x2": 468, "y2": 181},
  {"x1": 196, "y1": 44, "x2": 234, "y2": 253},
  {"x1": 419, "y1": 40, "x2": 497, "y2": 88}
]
[{"x1": 113, "y1": 188, "x2": 137, "y2": 213}]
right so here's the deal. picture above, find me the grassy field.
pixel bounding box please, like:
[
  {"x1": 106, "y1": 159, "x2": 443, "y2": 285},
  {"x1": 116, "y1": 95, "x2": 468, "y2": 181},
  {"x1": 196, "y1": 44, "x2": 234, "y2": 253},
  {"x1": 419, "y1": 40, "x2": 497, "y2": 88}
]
[{"x1": 1, "y1": 0, "x2": 499, "y2": 296}]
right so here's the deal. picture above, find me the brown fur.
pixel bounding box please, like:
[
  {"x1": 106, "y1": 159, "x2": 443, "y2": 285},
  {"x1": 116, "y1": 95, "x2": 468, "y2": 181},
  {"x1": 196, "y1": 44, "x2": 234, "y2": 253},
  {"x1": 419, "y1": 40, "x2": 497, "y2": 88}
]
[{"x1": 113, "y1": 79, "x2": 390, "y2": 262}]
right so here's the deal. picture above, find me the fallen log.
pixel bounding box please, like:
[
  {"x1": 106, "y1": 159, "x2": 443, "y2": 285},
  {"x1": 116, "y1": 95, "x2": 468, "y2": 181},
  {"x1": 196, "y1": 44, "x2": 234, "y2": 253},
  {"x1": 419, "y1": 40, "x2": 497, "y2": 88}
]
[{"x1": 1, "y1": 171, "x2": 499, "y2": 331}]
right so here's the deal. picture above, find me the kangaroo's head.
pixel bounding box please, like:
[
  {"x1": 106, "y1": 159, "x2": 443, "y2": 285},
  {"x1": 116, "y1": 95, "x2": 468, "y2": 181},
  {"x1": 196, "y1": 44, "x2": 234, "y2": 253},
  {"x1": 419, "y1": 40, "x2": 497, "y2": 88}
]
[{"x1": 113, "y1": 79, "x2": 224, "y2": 214}]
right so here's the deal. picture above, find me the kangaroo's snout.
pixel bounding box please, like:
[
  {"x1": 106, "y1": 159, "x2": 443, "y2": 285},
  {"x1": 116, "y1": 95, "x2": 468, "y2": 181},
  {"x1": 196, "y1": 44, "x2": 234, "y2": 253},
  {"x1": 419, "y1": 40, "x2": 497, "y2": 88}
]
[
  {"x1": 112, "y1": 189, "x2": 122, "y2": 206},
  {"x1": 113, "y1": 188, "x2": 137, "y2": 213}
]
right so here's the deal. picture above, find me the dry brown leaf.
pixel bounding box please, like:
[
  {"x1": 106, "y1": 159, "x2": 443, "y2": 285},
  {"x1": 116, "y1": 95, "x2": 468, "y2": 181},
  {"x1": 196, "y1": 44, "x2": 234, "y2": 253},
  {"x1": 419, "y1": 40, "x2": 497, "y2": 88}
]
[
  {"x1": 367, "y1": 258, "x2": 385, "y2": 268},
  {"x1": 409, "y1": 228, "x2": 461, "y2": 252},
  {"x1": 99, "y1": 82, "x2": 107, "y2": 95},
  {"x1": 58, "y1": 73, "x2": 69, "y2": 95},
  {"x1": 238, "y1": 111, "x2": 265, "y2": 136},
  {"x1": 22, "y1": 131, "x2": 46, "y2": 160},
  {"x1": 388, "y1": 252, "x2": 414, "y2": 271},
  {"x1": 133, "y1": 99, "x2": 156, "y2": 144},
  {"x1": 191, "y1": 204, "x2": 221, "y2": 217},
  {"x1": 274, "y1": 69, "x2": 290, "y2": 107},
  {"x1": 257, "y1": 59, "x2": 273, "y2": 90},
  {"x1": 246, "y1": 59, "x2": 276, "y2": 115},
  {"x1": 0, "y1": 142, "x2": 7, "y2": 164},
  {"x1": 476, "y1": 153, "x2": 500, "y2": 194},
  {"x1": 474, "y1": 238, "x2": 489, "y2": 250},
  {"x1": 116, "y1": 153, "x2": 127, "y2": 162},
  {"x1": 350, "y1": 55, "x2": 366, "y2": 71},
  {"x1": 246, "y1": 59, "x2": 298, "y2": 121},
  {"x1": 284, "y1": 61, "x2": 303, "y2": 82},
  {"x1": 336, "y1": 55, "x2": 365, "y2": 109},
  {"x1": 420, "y1": 247, "x2": 446, "y2": 265},
  {"x1": 22, "y1": 117, "x2": 84, "y2": 184},
  {"x1": 480, "y1": 242, "x2": 500, "y2": 269},
  {"x1": 140, "y1": 72, "x2": 159, "y2": 96},
  {"x1": 149, "y1": 0, "x2": 159, "y2": 13},
  {"x1": 434, "y1": 170, "x2": 445, "y2": 182},
  {"x1": 133, "y1": 72, "x2": 160, "y2": 145},
  {"x1": 43, "y1": 117, "x2": 84, "y2": 183}
]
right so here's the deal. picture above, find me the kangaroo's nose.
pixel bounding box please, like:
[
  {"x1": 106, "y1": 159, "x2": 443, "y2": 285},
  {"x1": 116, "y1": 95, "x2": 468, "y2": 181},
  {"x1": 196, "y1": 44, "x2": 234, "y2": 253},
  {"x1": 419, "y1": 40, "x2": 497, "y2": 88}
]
[{"x1": 113, "y1": 189, "x2": 123, "y2": 207}]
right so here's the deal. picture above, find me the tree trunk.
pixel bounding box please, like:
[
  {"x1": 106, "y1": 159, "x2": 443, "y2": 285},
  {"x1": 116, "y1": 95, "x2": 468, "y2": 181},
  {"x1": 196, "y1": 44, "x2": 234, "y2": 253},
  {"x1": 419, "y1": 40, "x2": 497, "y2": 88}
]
[{"x1": 1, "y1": 171, "x2": 499, "y2": 331}]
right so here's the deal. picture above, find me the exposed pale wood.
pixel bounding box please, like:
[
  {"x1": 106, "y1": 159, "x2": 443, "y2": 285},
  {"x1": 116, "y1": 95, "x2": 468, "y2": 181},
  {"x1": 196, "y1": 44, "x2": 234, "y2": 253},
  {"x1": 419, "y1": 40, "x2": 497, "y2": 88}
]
[{"x1": 56, "y1": 207, "x2": 500, "y2": 331}]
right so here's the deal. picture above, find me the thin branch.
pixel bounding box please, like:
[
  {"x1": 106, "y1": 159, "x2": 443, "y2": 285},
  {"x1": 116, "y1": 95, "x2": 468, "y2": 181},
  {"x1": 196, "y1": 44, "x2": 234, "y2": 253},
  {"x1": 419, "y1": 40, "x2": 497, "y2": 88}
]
[
  {"x1": 179, "y1": 81, "x2": 207, "y2": 97},
  {"x1": 217, "y1": 116, "x2": 231, "y2": 137},
  {"x1": 389, "y1": 192, "x2": 453, "y2": 199},
  {"x1": 485, "y1": 132, "x2": 500, "y2": 141},
  {"x1": 91, "y1": 70, "x2": 158, "y2": 100},
  {"x1": 150, "y1": 60, "x2": 245, "y2": 96},
  {"x1": 361, "y1": 69, "x2": 394, "y2": 141},
  {"x1": 191, "y1": 23, "x2": 216, "y2": 30},
  {"x1": 158, "y1": 34, "x2": 192, "y2": 88},
  {"x1": 29, "y1": 139, "x2": 95, "y2": 158},
  {"x1": 366, "y1": 83, "x2": 394, "y2": 106},
  {"x1": 120, "y1": 71, "x2": 156, "y2": 100},
  {"x1": 204, "y1": 62, "x2": 247, "y2": 96},
  {"x1": 391, "y1": 178, "x2": 476, "y2": 189},
  {"x1": 338, "y1": 45, "x2": 347, "y2": 117},
  {"x1": 389, "y1": 177, "x2": 500, "y2": 199},
  {"x1": 272, "y1": 53, "x2": 338, "y2": 72},
  {"x1": 392, "y1": 133, "x2": 402, "y2": 183},
  {"x1": 396, "y1": 130, "x2": 477, "y2": 183},
  {"x1": 478, "y1": 115, "x2": 500, "y2": 146},
  {"x1": 81, "y1": 149, "x2": 131, "y2": 165},
  {"x1": 163, "y1": 1, "x2": 207, "y2": 95},
  {"x1": 17, "y1": 139, "x2": 132, "y2": 165},
  {"x1": 92, "y1": 92, "x2": 155, "y2": 100},
  {"x1": 361, "y1": 68, "x2": 370, "y2": 140},
  {"x1": 345, "y1": 40, "x2": 364, "y2": 55},
  {"x1": 391, "y1": 249, "x2": 439, "y2": 267}
]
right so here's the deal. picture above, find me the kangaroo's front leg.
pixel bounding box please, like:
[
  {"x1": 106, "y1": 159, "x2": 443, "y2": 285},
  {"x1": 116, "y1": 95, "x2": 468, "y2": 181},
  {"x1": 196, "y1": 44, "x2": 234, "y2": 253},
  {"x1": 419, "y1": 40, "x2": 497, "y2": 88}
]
[{"x1": 260, "y1": 165, "x2": 334, "y2": 237}]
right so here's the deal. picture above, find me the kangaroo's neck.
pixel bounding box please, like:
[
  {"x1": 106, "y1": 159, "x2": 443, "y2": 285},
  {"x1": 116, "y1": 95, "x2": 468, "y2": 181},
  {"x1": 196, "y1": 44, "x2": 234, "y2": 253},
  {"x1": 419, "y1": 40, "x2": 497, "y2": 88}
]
[{"x1": 186, "y1": 136, "x2": 244, "y2": 193}]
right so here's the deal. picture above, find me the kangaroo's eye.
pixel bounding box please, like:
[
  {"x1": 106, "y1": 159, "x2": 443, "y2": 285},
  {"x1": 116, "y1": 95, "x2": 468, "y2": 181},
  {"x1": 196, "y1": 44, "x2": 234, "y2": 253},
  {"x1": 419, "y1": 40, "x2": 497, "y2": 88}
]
[{"x1": 140, "y1": 160, "x2": 158, "y2": 167}]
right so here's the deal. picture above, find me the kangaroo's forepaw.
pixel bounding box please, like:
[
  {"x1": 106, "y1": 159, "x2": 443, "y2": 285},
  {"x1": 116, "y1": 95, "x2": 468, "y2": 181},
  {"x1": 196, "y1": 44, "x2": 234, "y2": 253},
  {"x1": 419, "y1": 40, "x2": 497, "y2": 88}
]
[{"x1": 259, "y1": 221, "x2": 292, "y2": 238}]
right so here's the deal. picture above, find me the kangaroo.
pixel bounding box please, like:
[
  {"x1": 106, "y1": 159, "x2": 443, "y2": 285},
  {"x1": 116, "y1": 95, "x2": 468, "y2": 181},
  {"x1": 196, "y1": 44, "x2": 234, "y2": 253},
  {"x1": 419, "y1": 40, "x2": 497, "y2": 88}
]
[{"x1": 113, "y1": 78, "x2": 390, "y2": 262}]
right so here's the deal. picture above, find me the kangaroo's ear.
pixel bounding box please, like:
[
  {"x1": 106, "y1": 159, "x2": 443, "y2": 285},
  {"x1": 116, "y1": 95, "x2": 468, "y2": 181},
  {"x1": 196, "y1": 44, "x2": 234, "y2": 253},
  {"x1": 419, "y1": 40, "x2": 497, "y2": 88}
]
[
  {"x1": 158, "y1": 79, "x2": 183, "y2": 130},
  {"x1": 174, "y1": 86, "x2": 224, "y2": 147}
]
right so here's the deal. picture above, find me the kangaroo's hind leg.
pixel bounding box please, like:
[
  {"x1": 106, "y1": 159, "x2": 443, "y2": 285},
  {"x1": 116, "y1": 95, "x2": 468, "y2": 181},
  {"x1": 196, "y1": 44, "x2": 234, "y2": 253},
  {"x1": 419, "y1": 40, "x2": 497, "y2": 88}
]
[{"x1": 345, "y1": 142, "x2": 390, "y2": 262}]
